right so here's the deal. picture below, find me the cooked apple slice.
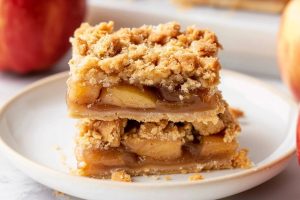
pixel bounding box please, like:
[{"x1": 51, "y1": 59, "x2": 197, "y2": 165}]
[
  {"x1": 68, "y1": 81, "x2": 101, "y2": 104},
  {"x1": 123, "y1": 135, "x2": 182, "y2": 160},
  {"x1": 187, "y1": 135, "x2": 238, "y2": 157},
  {"x1": 100, "y1": 85, "x2": 157, "y2": 108}
]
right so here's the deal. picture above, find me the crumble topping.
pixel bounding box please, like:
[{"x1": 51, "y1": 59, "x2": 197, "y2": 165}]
[
  {"x1": 69, "y1": 21, "x2": 221, "y2": 92},
  {"x1": 77, "y1": 119, "x2": 194, "y2": 150},
  {"x1": 192, "y1": 118, "x2": 225, "y2": 136},
  {"x1": 77, "y1": 109, "x2": 240, "y2": 151},
  {"x1": 131, "y1": 120, "x2": 194, "y2": 142},
  {"x1": 220, "y1": 109, "x2": 241, "y2": 143},
  {"x1": 77, "y1": 119, "x2": 127, "y2": 149}
]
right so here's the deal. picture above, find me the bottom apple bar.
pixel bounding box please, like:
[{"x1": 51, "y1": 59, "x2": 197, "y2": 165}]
[{"x1": 75, "y1": 119, "x2": 251, "y2": 178}]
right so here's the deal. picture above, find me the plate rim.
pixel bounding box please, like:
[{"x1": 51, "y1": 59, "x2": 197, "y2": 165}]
[{"x1": 0, "y1": 70, "x2": 297, "y2": 188}]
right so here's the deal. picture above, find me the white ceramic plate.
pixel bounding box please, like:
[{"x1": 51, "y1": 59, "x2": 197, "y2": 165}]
[{"x1": 0, "y1": 70, "x2": 296, "y2": 200}]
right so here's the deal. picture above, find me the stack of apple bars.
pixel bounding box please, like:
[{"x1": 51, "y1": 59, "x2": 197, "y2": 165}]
[{"x1": 66, "y1": 21, "x2": 251, "y2": 180}]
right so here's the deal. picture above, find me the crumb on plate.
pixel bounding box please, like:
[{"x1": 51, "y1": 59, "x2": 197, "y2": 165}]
[
  {"x1": 232, "y1": 149, "x2": 252, "y2": 169},
  {"x1": 229, "y1": 107, "x2": 244, "y2": 119},
  {"x1": 111, "y1": 170, "x2": 132, "y2": 182},
  {"x1": 189, "y1": 173, "x2": 204, "y2": 181},
  {"x1": 164, "y1": 176, "x2": 172, "y2": 181}
]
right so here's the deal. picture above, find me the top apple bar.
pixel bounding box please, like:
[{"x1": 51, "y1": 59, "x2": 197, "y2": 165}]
[
  {"x1": 68, "y1": 21, "x2": 221, "y2": 93},
  {"x1": 67, "y1": 21, "x2": 226, "y2": 122}
]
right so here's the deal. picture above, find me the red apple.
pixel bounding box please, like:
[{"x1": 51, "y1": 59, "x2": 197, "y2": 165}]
[
  {"x1": 0, "y1": 0, "x2": 86, "y2": 74},
  {"x1": 278, "y1": 0, "x2": 300, "y2": 100},
  {"x1": 278, "y1": 0, "x2": 300, "y2": 163}
]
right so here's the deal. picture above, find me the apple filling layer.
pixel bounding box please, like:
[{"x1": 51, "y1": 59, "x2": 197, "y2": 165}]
[
  {"x1": 67, "y1": 82, "x2": 226, "y2": 122},
  {"x1": 76, "y1": 119, "x2": 249, "y2": 178}
]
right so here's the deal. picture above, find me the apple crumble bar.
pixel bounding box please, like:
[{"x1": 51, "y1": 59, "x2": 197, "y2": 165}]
[
  {"x1": 75, "y1": 113, "x2": 244, "y2": 178},
  {"x1": 67, "y1": 21, "x2": 251, "y2": 179},
  {"x1": 68, "y1": 21, "x2": 221, "y2": 109}
]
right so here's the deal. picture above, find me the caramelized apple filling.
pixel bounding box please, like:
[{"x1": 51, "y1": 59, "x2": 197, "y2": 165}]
[
  {"x1": 68, "y1": 81, "x2": 218, "y2": 107},
  {"x1": 67, "y1": 82, "x2": 227, "y2": 123}
]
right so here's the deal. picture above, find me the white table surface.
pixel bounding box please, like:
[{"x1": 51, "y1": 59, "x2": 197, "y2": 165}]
[{"x1": 0, "y1": 1, "x2": 300, "y2": 199}]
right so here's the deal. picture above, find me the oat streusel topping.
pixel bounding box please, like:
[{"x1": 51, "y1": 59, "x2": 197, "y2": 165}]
[
  {"x1": 130, "y1": 120, "x2": 194, "y2": 142},
  {"x1": 69, "y1": 21, "x2": 221, "y2": 92},
  {"x1": 77, "y1": 119, "x2": 194, "y2": 150},
  {"x1": 77, "y1": 119, "x2": 127, "y2": 150}
]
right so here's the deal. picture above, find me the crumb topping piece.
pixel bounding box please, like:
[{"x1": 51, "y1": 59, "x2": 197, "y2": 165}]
[
  {"x1": 192, "y1": 118, "x2": 225, "y2": 136},
  {"x1": 232, "y1": 149, "x2": 252, "y2": 169},
  {"x1": 77, "y1": 119, "x2": 127, "y2": 150},
  {"x1": 111, "y1": 170, "x2": 132, "y2": 182},
  {"x1": 69, "y1": 21, "x2": 221, "y2": 92},
  {"x1": 132, "y1": 120, "x2": 194, "y2": 142},
  {"x1": 220, "y1": 109, "x2": 241, "y2": 143}
]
